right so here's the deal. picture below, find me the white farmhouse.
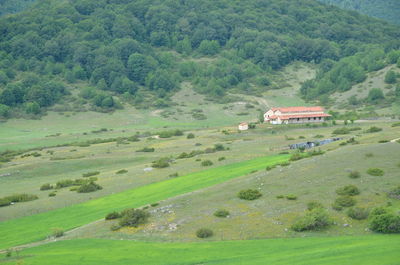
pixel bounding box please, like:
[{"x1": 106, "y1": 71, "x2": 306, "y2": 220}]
[{"x1": 264, "y1": 106, "x2": 331, "y2": 125}]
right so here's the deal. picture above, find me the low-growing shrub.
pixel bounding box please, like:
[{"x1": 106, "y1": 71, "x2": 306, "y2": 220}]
[
  {"x1": 286, "y1": 194, "x2": 298, "y2": 200},
  {"x1": 238, "y1": 189, "x2": 262, "y2": 200},
  {"x1": 291, "y1": 208, "x2": 333, "y2": 232},
  {"x1": 365, "y1": 153, "x2": 374, "y2": 158},
  {"x1": 77, "y1": 182, "x2": 102, "y2": 193},
  {"x1": 333, "y1": 196, "x2": 356, "y2": 210},
  {"x1": 152, "y1": 158, "x2": 170, "y2": 168},
  {"x1": 158, "y1": 129, "x2": 184, "y2": 138},
  {"x1": 40, "y1": 183, "x2": 53, "y2": 191},
  {"x1": 347, "y1": 207, "x2": 369, "y2": 220},
  {"x1": 69, "y1": 186, "x2": 78, "y2": 191},
  {"x1": 0, "y1": 198, "x2": 11, "y2": 207},
  {"x1": 218, "y1": 157, "x2": 226, "y2": 161},
  {"x1": 116, "y1": 169, "x2": 128, "y2": 174},
  {"x1": 4, "y1": 194, "x2": 38, "y2": 203},
  {"x1": 119, "y1": 208, "x2": 149, "y2": 227},
  {"x1": 110, "y1": 224, "x2": 121, "y2": 231},
  {"x1": 151, "y1": 203, "x2": 159, "y2": 207},
  {"x1": 51, "y1": 228, "x2": 64, "y2": 238},
  {"x1": 214, "y1": 209, "x2": 230, "y2": 218},
  {"x1": 56, "y1": 179, "x2": 75, "y2": 188},
  {"x1": 48, "y1": 192, "x2": 57, "y2": 197},
  {"x1": 279, "y1": 161, "x2": 290, "y2": 167},
  {"x1": 196, "y1": 228, "x2": 213, "y2": 238},
  {"x1": 369, "y1": 213, "x2": 400, "y2": 233},
  {"x1": 289, "y1": 153, "x2": 304, "y2": 161},
  {"x1": 367, "y1": 168, "x2": 384, "y2": 176},
  {"x1": 365, "y1": 126, "x2": 382, "y2": 133},
  {"x1": 307, "y1": 201, "x2": 324, "y2": 211},
  {"x1": 388, "y1": 186, "x2": 400, "y2": 200},
  {"x1": 332, "y1": 128, "x2": 350, "y2": 135},
  {"x1": 82, "y1": 171, "x2": 100, "y2": 178},
  {"x1": 266, "y1": 165, "x2": 276, "y2": 171},
  {"x1": 201, "y1": 160, "x2": 213, "y2": 166},
  {"x1": 348, "y1": 171, "x2": 360, "y2": 179},
  {"x1": 276, "y1": 195, "x2": 285, "y2": 199},
  {"x1": 392, "y1": 122, "x2": 400, "y2": 127},
  {"x1": 136, "y1": 147, "x2": 155, "y2": 152},
  {"x1": 105, "y1": 211, "x2": 121, "y2": 220},
  {"x1": 378, "y1": 140, "x2": 389, "y2": 143},
  {"x1": 336, "y1": 185, "x2": 360, "y2": 196},
  {"x1": 186, "y1": 133, "x2": 195, "y2": 139}
]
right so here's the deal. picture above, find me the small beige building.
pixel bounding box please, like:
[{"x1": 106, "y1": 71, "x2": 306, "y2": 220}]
[
  {"x1": 238, "y1": 122, "x2": 249, "y2": 131},
  {"x1": 264, "y1": 106, "x2": 331, "y2": 125}
]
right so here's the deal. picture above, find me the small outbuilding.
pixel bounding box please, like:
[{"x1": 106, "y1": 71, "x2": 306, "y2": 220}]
[{"x1": 238, "y1": 122, "x2": 249, "y2": 131}]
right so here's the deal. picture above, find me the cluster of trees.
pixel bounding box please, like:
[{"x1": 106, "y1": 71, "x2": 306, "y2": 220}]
[
  {"x1": 0, "y1": 0, "x2": 399, "y2": 117},
  {"x1": 0, "y1": 0, "x2": 36, "y2": 16},
  {"x1": 318, "y1": 0, "x2": 400, "y2": 25}
]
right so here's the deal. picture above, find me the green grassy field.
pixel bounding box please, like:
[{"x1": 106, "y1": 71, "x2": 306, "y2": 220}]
[
  {"x1": 0, "y1": 154, "x2": 288, "y2": 250},
  {"x1": 2, "y1": 235, "x2": 400, "y2": 265}
]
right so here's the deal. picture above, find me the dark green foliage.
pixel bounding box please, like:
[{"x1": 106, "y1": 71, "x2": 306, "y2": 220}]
[
  {"x1": 136, "y1": 147, "x2": 155, "y2": 152},
  {"x1": 218, "y1": 157, "x2": 226, "y2": 161},
  {"x1": 367, "y1": 89, "x2": 385, "y2": 104},
  {"x1": 307, "y1": 201, "x2": 324, "y2": 211},
  {"x1": 48, "y1": 192, "x2": 57, "y2": 197},
  {"x1": 116, "y1": 169, "x2": 128, "y2": 174},
  {"x1": 286, "y1": 195, "x2": 298, "y2": 200},
  {"x1": 186, "y1": 133, "x2": 195, "y2": 139},
  {"x1": 333, "y1": 196, "x2": 356, "y2": 210},
  {"x1": 388, "y1": 186, "x2": 400, "y2": 200},
  {"x1": 105, "y1": 211, "x2": 121, "y2": 220},
  {"x1": 0, "y1": 198, "x2": 11, "y2": 207},
  {"x1": 347, "y1": 207, "x2": 369, "y2": 220},
  {"x1": 196, "y1": 228, "x2": 213, "y2": 238},
  {"x1": 238, "y1": 189, "x2": 262, "y2": 200},
  {"x1": 40, "y1": 183, "x2": 53, "y2": 191},
  {"x1": 365, "y1": 126, "x2": 383, "y2": 133},
  {"x1": 369, "y1": 213, "x2": 400, "y2": 233},
  {"x1": 158, "y1": 130, "x2": 184, "y2": 138},
  {"x1": 150, "y1": 203, "x2": 159, "y2": 207},
  {"x1": 367, "y1": 168, "x2": 384, "y2": 176},
  {"x1": 201, "y1": 160, "x2": 213, "y2": 166},
  {"x1": 51, "y1": 228, "x2": 64, "y2": 238},
  {"x1": 119, "y1": 209, "x2": 149, "y2": 227},
  {"x1": 82, "y1": 171, "x2": 100, "y2": 178},
  {"x1": 291, "y1": 208, "x2": 333, "y2": 232},
  {"x1": 348, "y1": 171, "x2": 361, "y2": 179},
  {"x1": 384, "y1": 70, "x2": 397, "y2": 84},
  {"x1": 214, "y1": 209, "x2": 230, "y2": 218},
  {"x1": 279, "y1": 161, "x2": 290, "y2": 167},
  {"x1": 76, "y1": 182, "x2": 102, "y2": 193},
  {"x1": 332, "y1": 127, "x2": 351, "y2": 135},
  {"x1": 152, "y1": 157, "x2": 170, "y2": 168},
  {"x1": 3, "y1": 193, "x2": 38, "y2": 203},
  {"x1": 336, "y1": 185, "x2": 360, "y2": 196}
]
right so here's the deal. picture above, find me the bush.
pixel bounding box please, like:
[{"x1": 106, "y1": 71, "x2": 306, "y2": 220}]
[
  {"x1": 40, "y1": 183, "x2": 53, "y2": 190},
  {"x1": 119, "y1": 208, "x2": 149, "y2": 227},
  {"x1": 186, "y1": 133, "x2": 195, "y2": 139},
  {"x1": 365, "y1": 126, "x2": 382, "y2": 133},
  {"x1": 56, "y1": 179, "x2": 75, "y2": 188},
  {"x1": 307, "y1": 201, "x2": 324, "y2": 211},
  {"x1": 152, "y1": 157, "x2": 170, "y2": 168},
  {"x1": 168, "y1": 173, "x2": 179, "y2": 178},
  {"x1": 196, "y1": 228, "x2": 213, "y2": 238},
  {"x1": 51, "y1": 228, "x2": 64, "y2": 238},
  {"x1": 218, "y1": 157, "x2": 226, "y2": 161},
  {"x1": 238, "y1": 189, "x2": 262, "y2": 200},
  {"x1": 4, "y1": 194, "x2": 38, "y2": 203},
  {"x1": 347, "y1": 207, "x2": 369, "y2": 220},
  {"x1": 110, "y1": 224, "x2": 121, "y2": 231},
  {"x1": 48, "y1": 192, "x2": 57, "y2": 197},
  {"x1": 77, "y1": 182, "x2": 102, "y2": 193},
  {"x1": 336, "y1": 185, "x2": 360, "y2": 196},
  {"x1": 369, "y1": 214, "x2": 400, "y2": 233},
  {"x1": 367, "y1": 168, "x2": 384, "y2": 176},
  {"x1": 266, "y1": 165, "x2": 276, "y2": 171},
  {"x1": 286, "y1": 194, "x2": 298, "y2": 200},
  {"x1": 348, "y1": 171, "x2": 360, "y2": 179},
  {"x1": 82, "y1": 171, "x2": 100, "y2": 178},
  {"x1": 150, "y1": 203, "x2": 159, "y2": 207},
  {"x1": 214, "y1": 209, "x2": 230, "y2": 218},
  {"x1": 388, "y1": 186, "x2": 400, "y2": 199},
  {"x1": 136, "y1": 147, "x2": 155, "y2": 152},
  {"x1": 116, "y1": 169, "x2": 128, "y2": 174},
  {"x1": 105, "y1": 211, "x2": 121, "y2": 220},
  {"x1": 333, "y1": 196, "x2": 356, "y2": 210},
  {"x1": 279, "y1": 161, "x2": 290, "y2": 167},
  {"x1": 291, "y1": 208, "x2": 333, "y2": 232},
  {"x1": 201, "y1": 160, "x2": 213, "y2": 166},
  {"x1": 276, "y1": 195, "x2": 285, "y2": 199},
  {"x1": 332, "y1": 127, "x2": 350, "y2": 135},
  {"x1": 289, "y1": 153, "x2": 305, "y2": 161},
  {"x1": 370, "y1": 207, "x2": 389, "y2": 217},
  {"x1": 0, "y1": 198, "x2": 11, "y2": 207}
]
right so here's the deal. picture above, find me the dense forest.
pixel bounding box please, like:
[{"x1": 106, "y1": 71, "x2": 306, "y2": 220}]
[
  {"x1": 0, "y1": 0, "x2": 399, "y2": 118},
  {"x1": 0, "y1": 0, "x2": 36, "y2": 16},
  {"x1": 318, "y1": 0, "x2": 400, "y2": 25}
]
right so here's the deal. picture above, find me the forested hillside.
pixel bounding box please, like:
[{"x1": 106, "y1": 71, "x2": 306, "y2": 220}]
[
  {"x1": 318, "y1": 0, "x2": 400, "y2": 25},
  {"x1": 0, "y1": 0, "x2": 399, "y2": 118},
  {"x1": 0, "y1": 0, "x2": 36, "y2": 16}
]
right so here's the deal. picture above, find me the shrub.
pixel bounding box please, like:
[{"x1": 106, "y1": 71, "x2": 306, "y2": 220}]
[
  {"x1": 365, "y1": 126, "x2": 382, "y2": 133},
  {"x1": 266, "y1": 165, "x2": 276, "y2": 171},
  {"x1": 289, "y1": 153, "x2": 305, "y2": 161},
  {"x1": 347, "y1": 207, "x2": 369, "y2": 220},
  {"x1": 150, "y1": 203, "x2": 159, "y2": 207},
  {"x1": 136, "y1": 147, "x2": 155, "y2": 152},
  {"x1": 286, "y1": 194, "x2": 298, "y2": 200},
  {"x1": 348, "y1": 171, "x2": 360, "y2": 179},
  {"x1": 40, "y1": 183, "x2": 53, "y2": 191},
  {"x1": 279, "y1": 161, "x2": 290, "y2": 167},
  {"x1": 110, "y1": 224, "x2": 121, "y2": 231},
  {"x1": 82, "y1": 171, "x2": 100, "y2": 178},
  {"x1": 77, "y1": 182, "x2": 102, "y2": 193},
  {"x1": 365, "y1": 153, "x2": 374, "y2": 158},
  {"x1": 332, "y1": 127, "x2": 350, "y2": 135},
  {"x1": 291, "y1": 208, "x2": 333, "y2": 232},
  {"x1": 369, "y1": 214, "x2": 400, "y2": 233},
  {"x1": 238, "y1": 189, "x2": 262, "y2": 200},
  {"x1": 336, "y1": 185, "x2": 360, "y2": 196},
  {"x1": 214, "y1": 209, "x2": 230, "y2": 218},
  {"x1": 168, "y1": 173, "x2": 179, "y2": 178},
  {"x1": 307, "y1": 201, "x2": 324, "y2": 211},
  {"x1": 218, "y1": 157, "x2": 226, "y2": 161},
  {"x1": 4, "y1": 194, "x2": 38, "y2": 203},
  {"x1": 116, "y1": 169, "x2": 128, "y2": 174},
  {"x1": 196, "y1": 228, "x2": 213, "y2": 238},
  {"x1": 0, "y1": 198, "x2": 11, "y2": 207},
  {"x1": 48, "y1": 192, "x2": 57, "y2": 197},
  {"x1": 367, "y1": 168, "x2": 384, "y2": 176},
  {"x1": 56, "y1": 179, "x2": 75, "y2": 188},
  {"x1": 152, "y1": 157, "x2": 170, "y2": 168},
  {"x1": 214, "y1": 144, "x2": 226, "y2": 151},
  {"x1": 105, "y1": 211, "x2": 121, "y2": 220},
  {"x1": 276, "y1": 195, "x2": 285, "y2": 199},
  {"x1": 370, "y1": 207, "x2": 389, "y2": 217},
  {"x1": 388, "y1": 186, "x2": 400, "y2": 199},
  {"x1": 119, "y1": 208, "x2": 149, "y2": 227},
  {"x1": 201, "y1": 160, "x2": 213, "y2": 166},
  {"x1": 187, "y1": 133, "x2": 195, "y2": 139},
  {"x1": 392, "y1": 122, "x2": 400, "y2": 127},
  {"x1": 51, "y1": 228, "x2": 64, "y2": 238},
  {"x1": 333, "y1": 196, "x2": 356, "y2": 209}
]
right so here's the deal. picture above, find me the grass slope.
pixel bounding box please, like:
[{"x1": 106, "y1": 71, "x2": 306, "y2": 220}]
[
  {"x1": 3, "y1": 235, "x2": 400, "y2": 265},
  {"x1": 0, "y1": 154, "x2": 288, "y2": 250}
]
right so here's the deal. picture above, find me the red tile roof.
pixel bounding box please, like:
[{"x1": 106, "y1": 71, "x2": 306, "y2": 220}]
[
  {"x1": 271, "y1": 106, "x2": 324, "y2": 113},
  {"x1": 270, "y1": 113, "x2": 331, "y2": 120}
]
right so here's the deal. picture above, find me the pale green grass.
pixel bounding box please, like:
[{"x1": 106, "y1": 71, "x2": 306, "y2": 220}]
[
  {"x1": 0, "y1": 154, "x2": 288, "y2": 250},
  {"x1": 2, "y1": 235, "x2": 400, "y2": 265}
]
